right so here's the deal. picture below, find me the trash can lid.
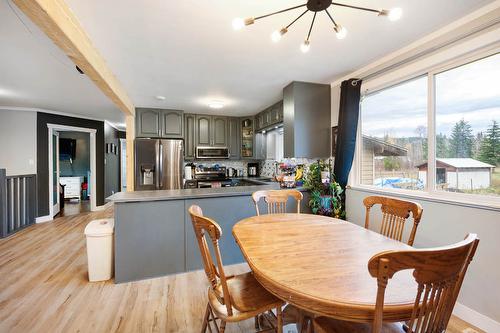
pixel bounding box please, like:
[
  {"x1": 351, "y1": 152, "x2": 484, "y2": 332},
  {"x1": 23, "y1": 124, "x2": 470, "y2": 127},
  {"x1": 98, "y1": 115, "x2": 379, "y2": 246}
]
[{"x1": 84, "y1": 219, "x2": 114, "y2": 236}]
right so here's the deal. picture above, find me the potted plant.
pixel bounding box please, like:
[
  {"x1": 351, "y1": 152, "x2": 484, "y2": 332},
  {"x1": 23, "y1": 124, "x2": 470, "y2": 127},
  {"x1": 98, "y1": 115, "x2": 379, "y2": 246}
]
[{"x1": 303, "y1": 160, "x2": 344, "y2": 219}]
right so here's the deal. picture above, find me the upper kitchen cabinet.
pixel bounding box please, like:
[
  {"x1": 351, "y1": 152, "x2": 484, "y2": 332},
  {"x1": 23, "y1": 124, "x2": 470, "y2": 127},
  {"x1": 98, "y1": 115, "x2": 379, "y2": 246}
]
[
  {"x1": 241, "y1": 117, "x2": 254, "y2": 159},
  {"x1": 160, "y1": 110, "x2": 184, "y2": 138},
  {"x1": 212, "y1": 116, "x2": 228, "y2": 147},
  {"x1": 228, "y1": 118, "x2": 240, "y2": 159},
  {"x1": 270, "y1": 101, "x2": 283, "y2": 124},
  {"x1": 136, "y1": 108, "x2": 184, "y2": 138},
  {"x1": 184, "y1": 114, "x2": 196, "y2": 160},
  {"x1": 195, "y1": 115, "x2": 228, "y2": 148},
  {"x1": 136, "y1": 108, "x2": 161, "y2": 137},
  {"x1": 255, "y1": 101, "x2": 283, "y2": 131},
  {"x1": 195, "y1": 115, "x2": 212, "y2": 146},
  {"x1": 283, "y1": 82, "x2": 331, "y2": 158}
]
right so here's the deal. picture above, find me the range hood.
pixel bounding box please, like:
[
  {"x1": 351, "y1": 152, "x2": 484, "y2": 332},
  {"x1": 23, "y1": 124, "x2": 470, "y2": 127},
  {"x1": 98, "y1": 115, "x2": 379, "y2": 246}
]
[{"x1": 283, "y1": 81, "x2": 331, "y2": 158}]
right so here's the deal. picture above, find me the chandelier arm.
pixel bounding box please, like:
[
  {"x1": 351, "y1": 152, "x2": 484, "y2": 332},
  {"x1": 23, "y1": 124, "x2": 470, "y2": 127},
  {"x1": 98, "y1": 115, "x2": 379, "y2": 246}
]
[
  {"x1": 306, "y1": 12, "x2": 317, "y2": 41},
  {"x1": 324, "y1": 9, "x2": 339, "y2": 28},
  {"x1": 330, "y1": 1, "x2": 380, "y2": 14},
  {"x1": 255, "y1": 3, "x2": 307, "y2": 21},
  {"x1": 285, "y1": 9, "x2": 309, "y2": 30}
]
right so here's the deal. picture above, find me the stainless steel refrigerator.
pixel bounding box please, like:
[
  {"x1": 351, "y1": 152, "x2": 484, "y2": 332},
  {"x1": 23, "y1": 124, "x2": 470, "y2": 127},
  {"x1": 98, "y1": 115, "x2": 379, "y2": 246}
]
[{"x1": 135, "y1": 138, "x2": 183, "y2": 191}]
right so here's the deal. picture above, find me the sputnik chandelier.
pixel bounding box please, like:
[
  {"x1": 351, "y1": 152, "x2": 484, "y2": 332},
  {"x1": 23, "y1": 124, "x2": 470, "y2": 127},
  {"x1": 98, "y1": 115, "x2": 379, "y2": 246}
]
[{"x1": 232, "y1": 0, "x2": 402, "y2": 53}]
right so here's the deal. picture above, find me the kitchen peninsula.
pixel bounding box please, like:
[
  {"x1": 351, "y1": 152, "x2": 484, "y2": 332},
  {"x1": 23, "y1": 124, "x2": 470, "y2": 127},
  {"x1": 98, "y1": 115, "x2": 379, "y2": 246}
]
[{"x1": 107, "y1": 183, "x2": 309, "y2": 283}]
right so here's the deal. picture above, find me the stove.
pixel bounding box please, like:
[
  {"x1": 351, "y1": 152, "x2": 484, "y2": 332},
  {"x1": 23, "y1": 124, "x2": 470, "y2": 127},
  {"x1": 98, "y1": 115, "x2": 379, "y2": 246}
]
[{"x1": 194, "y1": 166, "x2": 232, "y2": 188}]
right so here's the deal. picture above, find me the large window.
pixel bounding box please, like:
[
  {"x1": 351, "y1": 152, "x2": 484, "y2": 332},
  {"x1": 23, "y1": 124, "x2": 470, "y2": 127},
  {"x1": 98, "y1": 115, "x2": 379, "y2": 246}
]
[
  {"x1": 360, "y1": 76, "x2": 428, "y2": 191},
  {"x1": 434, "y1": 54, "x2": 500, "y2": 197},
  {"x1": 358, "y1": 51, "x2": 500, "y2": 202}
]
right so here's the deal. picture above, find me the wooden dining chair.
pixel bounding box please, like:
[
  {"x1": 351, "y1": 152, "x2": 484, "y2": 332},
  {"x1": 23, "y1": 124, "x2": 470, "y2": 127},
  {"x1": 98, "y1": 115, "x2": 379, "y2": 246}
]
[
  {"x1": 188, "y1": 205, "x2": 285, "y2": 333},
  {"x1": 252, "y1": 189, "x2": 303, "y2": 215},
  {"x1": 363, "y1": 196, "x2": 423, "y2": 246},
  {"x1": 313, "y1": 233, "x2": 480, "y2": 333}
]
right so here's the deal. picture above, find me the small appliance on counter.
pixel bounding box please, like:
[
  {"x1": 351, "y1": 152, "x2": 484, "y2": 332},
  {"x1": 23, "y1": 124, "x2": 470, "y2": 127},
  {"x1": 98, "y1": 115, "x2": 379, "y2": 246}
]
[
  {"x1": 247, "y1": 162, "x2": 259, "y2": 177},
  {"x1": 184, "y1": 179, "x2": 198, "y2": 189},
  {"x1": 226, "y1": 167, "x2": 237, "y2": 178},
  {"x1": 184, "y1": 163, "x2": 195, "y2": 180}
]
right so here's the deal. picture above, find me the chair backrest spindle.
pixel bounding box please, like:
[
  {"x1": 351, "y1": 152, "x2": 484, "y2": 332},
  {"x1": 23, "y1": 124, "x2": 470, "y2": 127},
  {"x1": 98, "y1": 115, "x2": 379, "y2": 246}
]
[
  {"x1": 363, "y1": 196, "x2": 423, "y2": 246},
  {"x1": 252, "y1": 189, "x2": 303, "y2": 215},
  {"x1": 368, "y1": 234, "x2": 479, "y2": 333}
]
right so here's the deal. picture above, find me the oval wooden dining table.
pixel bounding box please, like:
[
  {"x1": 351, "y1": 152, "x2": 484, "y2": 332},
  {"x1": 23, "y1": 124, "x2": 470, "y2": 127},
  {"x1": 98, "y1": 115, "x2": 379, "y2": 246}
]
[{"x1": 232, "y1": 213, "x2": 418, "y2": 323}]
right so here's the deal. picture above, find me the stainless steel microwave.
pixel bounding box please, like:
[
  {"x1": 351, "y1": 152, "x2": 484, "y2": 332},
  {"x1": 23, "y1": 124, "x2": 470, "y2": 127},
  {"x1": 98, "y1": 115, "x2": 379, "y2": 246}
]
[{"x1": 196, "y1": 147, "x2": 230, "y2": 159}]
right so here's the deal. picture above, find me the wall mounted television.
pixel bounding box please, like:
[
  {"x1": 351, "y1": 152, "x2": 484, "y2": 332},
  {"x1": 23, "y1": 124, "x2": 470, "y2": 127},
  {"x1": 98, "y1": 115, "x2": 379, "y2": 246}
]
[{"x1": 60, "y1": 138, "x2": 76, "y2": 160}]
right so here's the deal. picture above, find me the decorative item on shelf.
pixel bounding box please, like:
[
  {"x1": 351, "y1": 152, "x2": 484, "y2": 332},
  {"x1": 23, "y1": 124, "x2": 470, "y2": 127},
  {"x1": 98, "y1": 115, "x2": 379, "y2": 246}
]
[
  {"x1": 277, "y1": 163, "x2": 297, "y2": 188},
  {"x1": 304, "y1": 159, "x2": 344, "y2": 218},
  {"x1": 232, "y1": 1, "x2": 402, "y2": 52}
]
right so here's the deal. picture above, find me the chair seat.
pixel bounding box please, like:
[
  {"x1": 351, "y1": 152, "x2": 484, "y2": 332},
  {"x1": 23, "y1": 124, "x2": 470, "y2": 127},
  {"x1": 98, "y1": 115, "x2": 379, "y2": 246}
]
[
  {"x1": 313, "y1": 316, "x2": 405, "y2": 333},
  {"x1": 223, "y1": 271, "x2": 282, "y2": 312}
]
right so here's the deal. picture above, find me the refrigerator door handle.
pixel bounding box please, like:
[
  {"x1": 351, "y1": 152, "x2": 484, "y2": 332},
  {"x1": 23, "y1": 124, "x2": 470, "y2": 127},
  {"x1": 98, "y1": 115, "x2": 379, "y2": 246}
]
[{"x1": 159, "y1": 143, "x2": 163, "y2": 188}]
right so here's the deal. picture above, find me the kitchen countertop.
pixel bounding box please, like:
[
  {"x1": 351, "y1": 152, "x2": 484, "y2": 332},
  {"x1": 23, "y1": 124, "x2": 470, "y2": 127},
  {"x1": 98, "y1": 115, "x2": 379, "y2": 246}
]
[{"x1": 107, "y1": 183, "x2": 281, "y2": 203}]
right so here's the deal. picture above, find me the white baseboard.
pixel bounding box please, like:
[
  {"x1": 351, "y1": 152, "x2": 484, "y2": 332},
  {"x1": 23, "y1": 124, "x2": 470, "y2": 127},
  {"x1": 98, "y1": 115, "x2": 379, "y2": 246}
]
[
  {"x1": 93, "y1": 201, "x2": 113, "y2": 211},
  {"x1": 453, "y1": 302, "x2": 500, "y2": 332},
  {"x1": 35, "y1": 215, "x2": 52, "y2": 223}
]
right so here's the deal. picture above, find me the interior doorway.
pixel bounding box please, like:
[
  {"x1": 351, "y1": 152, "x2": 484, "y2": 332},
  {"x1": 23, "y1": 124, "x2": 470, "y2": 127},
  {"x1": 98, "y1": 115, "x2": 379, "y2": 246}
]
[{"x1": 48, "y1": 124, "x2": 97, "y2": 220}]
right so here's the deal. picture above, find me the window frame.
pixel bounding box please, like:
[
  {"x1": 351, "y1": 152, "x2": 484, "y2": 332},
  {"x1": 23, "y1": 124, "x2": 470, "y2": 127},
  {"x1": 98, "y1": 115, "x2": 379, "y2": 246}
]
[{"x1": 352, "y1": 45, "x2": 500, "y2": 210}]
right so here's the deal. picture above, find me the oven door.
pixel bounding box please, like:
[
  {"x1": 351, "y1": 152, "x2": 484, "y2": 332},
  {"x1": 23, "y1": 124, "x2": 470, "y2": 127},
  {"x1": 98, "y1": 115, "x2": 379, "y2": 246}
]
[
  {"x1": 196, "y1": 147, "x2": 229, "y2": 159},
  {"x1": 197, "y1": 181, "x2": 213, "y2": 188}
]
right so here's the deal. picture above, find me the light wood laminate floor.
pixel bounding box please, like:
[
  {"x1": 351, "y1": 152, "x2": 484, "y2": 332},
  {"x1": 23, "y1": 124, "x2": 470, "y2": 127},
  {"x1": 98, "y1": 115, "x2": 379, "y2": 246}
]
[{"x1": 0, "y1": 207, "x2": 484, "y2": 333}]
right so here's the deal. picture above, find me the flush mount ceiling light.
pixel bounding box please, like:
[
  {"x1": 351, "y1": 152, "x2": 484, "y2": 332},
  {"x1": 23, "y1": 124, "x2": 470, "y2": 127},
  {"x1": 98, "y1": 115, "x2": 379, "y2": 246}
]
[
  {"x1": 155, "y1": 95, "x2": 166, "y2": 101},
  {"x1": 233, "y1": 0, "x2": 402, "y2": 52},
  {"x1": 208, "y1": 101, "x2": 225, "y2": 109}
]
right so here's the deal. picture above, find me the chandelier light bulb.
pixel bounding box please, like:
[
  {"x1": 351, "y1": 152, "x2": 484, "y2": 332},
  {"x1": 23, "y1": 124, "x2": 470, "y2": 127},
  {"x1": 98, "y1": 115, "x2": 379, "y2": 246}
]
[
  {"x1": 388, "y1": 8, "x2": 403, "y2": 21},
  {"x1": 335, "y1": 25, "x2": 347, "y2": 40},
  {"x1": 271, "y1": 28, "x2": 288, "y2": 43},
  {"x1": 271, "y1": 30, "x2": 282, "y2": 42},
  {"x1": 232, "y1": 17, "x2": 245, "y2": 30},
  {"x1": 300, "y1": 40, "x2": 310, "y2": 53}
]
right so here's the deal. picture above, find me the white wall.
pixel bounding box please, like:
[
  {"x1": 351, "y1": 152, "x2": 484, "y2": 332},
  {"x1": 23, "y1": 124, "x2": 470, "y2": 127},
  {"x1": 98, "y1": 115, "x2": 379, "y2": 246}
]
[
  {"x1": 0, "y1": 110, "x2": 37, "y2": 175},
  {"x1": 346, "y1": 188, "x2": 500, "y2": 325},
  {"x1": 457, "y1": 170, "x2": 491, "y2": 190}
]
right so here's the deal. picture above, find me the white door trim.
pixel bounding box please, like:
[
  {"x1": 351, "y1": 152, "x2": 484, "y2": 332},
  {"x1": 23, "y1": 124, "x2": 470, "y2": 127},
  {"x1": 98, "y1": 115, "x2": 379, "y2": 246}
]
[{"x1": 47, "y1": 124, "x2": 98, "y2": 220}]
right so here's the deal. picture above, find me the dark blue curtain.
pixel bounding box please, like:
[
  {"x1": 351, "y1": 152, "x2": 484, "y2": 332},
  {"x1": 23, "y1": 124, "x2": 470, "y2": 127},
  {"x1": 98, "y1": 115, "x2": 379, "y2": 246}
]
[{"x1": 333, "y1": 78, "x2": 362, "y2": 188}]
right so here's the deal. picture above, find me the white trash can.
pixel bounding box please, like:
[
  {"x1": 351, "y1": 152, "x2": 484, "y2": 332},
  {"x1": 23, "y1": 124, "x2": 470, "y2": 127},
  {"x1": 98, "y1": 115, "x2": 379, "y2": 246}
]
[{"x1": 84, "y1": 218, "x2": 114, "y2": 282}]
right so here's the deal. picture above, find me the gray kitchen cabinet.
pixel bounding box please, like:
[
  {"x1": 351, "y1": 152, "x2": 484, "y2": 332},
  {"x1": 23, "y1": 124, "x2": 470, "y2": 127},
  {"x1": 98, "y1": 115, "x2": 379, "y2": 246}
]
[
  {"x1": 254, "y1": 132, "x2": 267, "y2": 160},
  {"x1": 160, "y1": 110, "x2": 184, "y2": 138},
  {"x1": 240, "y1": 117, "x2": 254, "y2": 159},
  {"x1": 228, "y1": 117, "x2": 240, "y2": 159},
  {"x1": 195, "y1": 115, "x2": 211, "y2": 146},
  {"x1": 283, "y1": 81, "x2": 331, "y2": 158},
  {"x1": 184, "y1": 114, "x2": 196, "y2": 160},
  {"x1": 136, "y1": 108, "x2": 184, "y2": 138},
  {"x1": 136, "y1": 108, "x2": 161, "y2": 137},
  {"x1": 270, "y1": 101, "x2": 283, "y2": 124},
  {"x1": 212, "y1": 116, "x2": 228, "y2": 147},
  {"x1": 256, "y1": 112, "x2": 265, "y2": 131}
]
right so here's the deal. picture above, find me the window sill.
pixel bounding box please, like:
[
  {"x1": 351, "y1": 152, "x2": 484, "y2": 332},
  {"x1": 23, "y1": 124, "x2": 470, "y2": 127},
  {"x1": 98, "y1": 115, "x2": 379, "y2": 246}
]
[{"x1": 347, "y1": 185, "x2": 500, "y2": 212}]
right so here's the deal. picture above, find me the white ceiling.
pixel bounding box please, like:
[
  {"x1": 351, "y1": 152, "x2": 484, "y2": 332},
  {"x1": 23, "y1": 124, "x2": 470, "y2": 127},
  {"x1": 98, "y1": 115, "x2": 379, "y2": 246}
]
[
  {"x1": 1, "y1": 0, "x2": 495, "y2": 121},
  {"x1": 0, "y1": 0, "x2": 124, "y2": 125}
]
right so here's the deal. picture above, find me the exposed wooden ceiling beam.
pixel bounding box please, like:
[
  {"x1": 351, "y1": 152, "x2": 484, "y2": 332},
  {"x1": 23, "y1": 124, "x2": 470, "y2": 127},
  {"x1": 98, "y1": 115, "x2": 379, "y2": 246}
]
[{"x1": 13, "y1": 0, "x2": 135, "y2": 116}]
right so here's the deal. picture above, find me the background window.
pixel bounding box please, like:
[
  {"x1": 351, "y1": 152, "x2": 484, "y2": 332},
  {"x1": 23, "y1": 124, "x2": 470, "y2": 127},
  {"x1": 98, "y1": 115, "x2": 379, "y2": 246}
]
[
  {"x1": 360, "y1": 76, "x2": 428, "y2": 190},
  {"x1": 434, "y1": 53, "x2": 500, "y2": 196}
]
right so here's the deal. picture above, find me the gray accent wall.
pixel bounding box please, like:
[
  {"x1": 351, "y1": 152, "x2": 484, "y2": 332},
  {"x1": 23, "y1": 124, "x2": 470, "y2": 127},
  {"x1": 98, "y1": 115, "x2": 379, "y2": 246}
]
[
  {"x1": 37, "y1": 112, "x2": 105, "y2": 217},
  {"x1": 346, "y1": 188, "x2": 500, "y2": 323}
]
